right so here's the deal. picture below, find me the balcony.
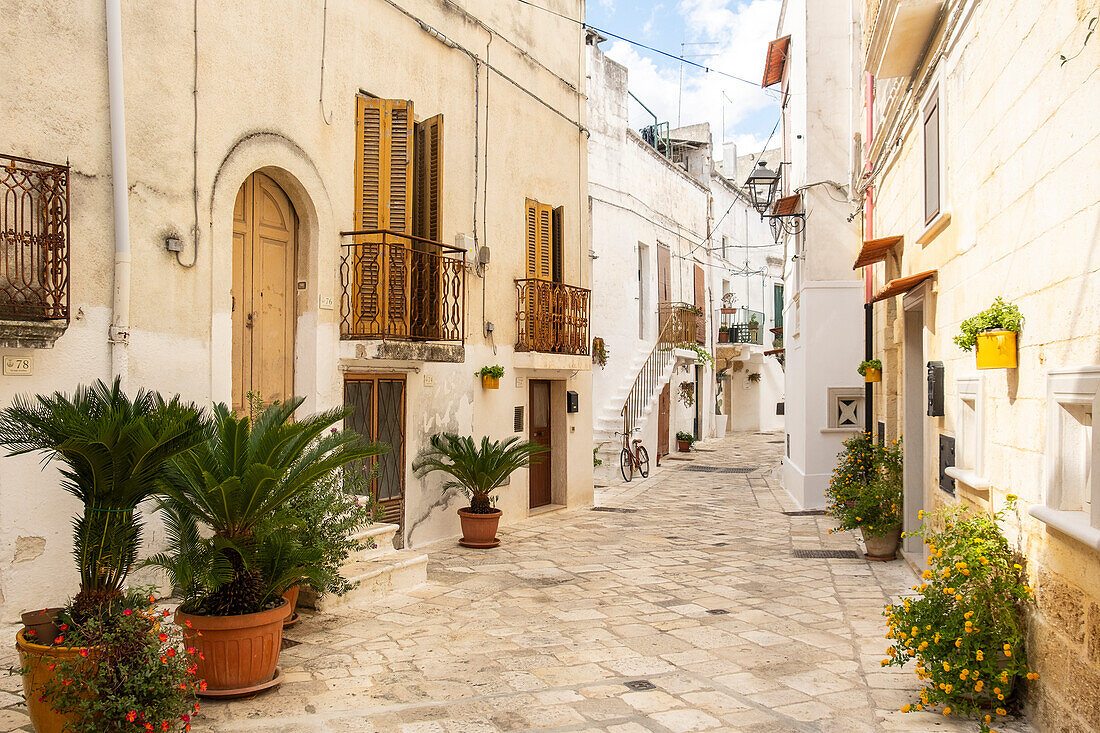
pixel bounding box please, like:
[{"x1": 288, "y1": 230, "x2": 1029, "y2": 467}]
[
  {"x1": 515, "y1": 279, "x2": 591, "y2": 356},
  {"x1": 339, "y1": 230, "x2": 465, "y2": 343},
  {"x1": 1, "y1": 154, "x2": 70, "y2": 348},
  {"x1": 717, "y1": 308, "x2": 764, "y2": 346},
  {"x1": 658, "y1": 301, "x2": 702, "y2": 346}
]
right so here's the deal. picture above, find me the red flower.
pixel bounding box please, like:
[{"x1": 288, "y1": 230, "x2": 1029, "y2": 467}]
[
  {"x1": 158, "y1": 633, "x2": 168, "y2": 643},
  {"x1": 180, "y1": 714, "x2": 190, "y2": 723},
  {"x1": 198, "y1": 681, "x2": 207, "y2": 692},
  {"x1": 58, "y1": 624, "x2": 68, "y2": 631},
  {"x1": 145, "y1": 724, "x2": 153, "y2": 732},
  {"x1": 161, "y1": 720, "x2": 169, "y2": 731},
  {"x1": 61, "y1": 679, "x2": 72, "y2": 686},
  {"x1": 149, "y1": 594, "x2": 157, "y2": 604},
  {"x1": 166, "y1": 648, "x2": 176, "y2": 657},
  {"x1": 26, "y1": 629, "x2": 36, "y2": 637},
  {"x1": 186, "y1": 647, "x2": 195, "y2": 655},
  {"x1": 160, "y1": 656, "x2": 167, "y2": 664},
  {"x1": 126, "y1": 711, "x2": 138, "y2": 722},
  {"x1": 123, "y1": 609, "x2": 133, "y2": 616},
  {"x1": 163, "y1": 609, "x2": 170, "y2": 617},
  {"x1": 54, "y1": 635, "x2": 64, "y2": 645},
  {"x1": 183, "y1": 620, "x2": 192, "y2": 628},
  {"x1": 79, "y1": 649, "x2": 89, "y2": 658}
]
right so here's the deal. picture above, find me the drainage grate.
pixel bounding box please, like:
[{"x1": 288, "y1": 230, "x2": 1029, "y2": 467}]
[
  {"x1": 592, "y1": 506, "x2": 637, "y2": 513},
  {"x1": 782, "y1": 509, "x2": 827, "y2": 516},
  {"x1": 706, "y1": 609, "x2": 729, "y2": 615},
  {"x1": 625, "y1": 680, "x2": 656, "y2": 691},
  {"x1": 791, "y1": 549, "x2": 861, "y2": 559},
  {"x1": 685, "y1": 466, "x2": 755, "y2": 474}
]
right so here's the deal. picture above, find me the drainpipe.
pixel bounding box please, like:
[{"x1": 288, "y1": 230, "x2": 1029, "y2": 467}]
[
  {"x1": 106, "y1": 0, "x2": 131, "y2": 388},
  {"x1": 863, "y1": 71, "x2": 875, "y2": 437}
]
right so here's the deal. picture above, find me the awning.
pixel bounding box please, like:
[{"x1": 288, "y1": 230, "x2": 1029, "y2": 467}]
[
  {"x1": 871, "y1": 269, "x2": 936, "y2": 302},
  {"x1": 762, "y1": 36, "x2": 791, "y2": 88},
  {"x1": 771, "y1": 194, "x2": 801, "y2": 217},
  {"x1": 854, "y1": 235, "x2": 903, "y2": 269}
]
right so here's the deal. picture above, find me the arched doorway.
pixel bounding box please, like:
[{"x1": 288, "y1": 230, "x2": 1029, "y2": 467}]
[{"x1": 232, "y1": 172, "x2": 297, "y2": 413}]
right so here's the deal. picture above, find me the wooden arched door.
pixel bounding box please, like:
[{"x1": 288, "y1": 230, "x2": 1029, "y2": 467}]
[{"x1": 232, "y1": 172, "x2": 297, "y2": 414}]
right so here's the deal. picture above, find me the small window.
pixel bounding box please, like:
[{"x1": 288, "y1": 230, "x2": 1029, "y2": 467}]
[
  {"x1": 514, "y1": 405, "x2": 524, "y2": 433},
  {"x1": 828, "y1": 387, "x2": 865, "y2": 429},
  {"x1": 923, "y1": 90, "x2": 941, "y2": 224}
]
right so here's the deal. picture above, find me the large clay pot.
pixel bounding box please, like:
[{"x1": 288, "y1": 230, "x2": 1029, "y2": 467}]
[
  {"x1": 458, "y1": 508, "x2": 501, "y2": 548},
  {"x1": 176, "y1": 600, "x2": 287, "y2": 698},
  {"x1": 282, "y1": 585, "x2": 300, "y2": 628},
  {"x1": 15, "y1": 631, "x2": 92, "y2": 733},
  {"x1": 20, "y1": 608, "x2": 63, "y2": 645},
  {"x1": 975, "y1": 330, "x2": 1017, "y2": 369},
  {"x1": 863, "y1": 525, "x2": 902, "y2": 561},
  {"x1": 677, "y1": 439, "x2": 691, "y2": 452}
]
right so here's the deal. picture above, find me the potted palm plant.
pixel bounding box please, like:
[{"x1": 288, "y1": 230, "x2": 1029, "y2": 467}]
[
  {"x1": 0, "y1": 378, "x2": 207, "y2": 732},
  {"x1": 953, "y1": 297, "x2": 1023, "y2": 369},
  {"x1": 413, "y1": 433, "x2": 547, "y2": 548},
  {"x1": 147, "y1": 398, "x2": 384, "y2": 697}
]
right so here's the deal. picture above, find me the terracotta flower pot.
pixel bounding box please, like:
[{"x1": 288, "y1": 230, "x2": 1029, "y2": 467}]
[
  {"x1": 20, "y1": 607, "x2": 63, "y2": 645},
  {"x1": 481, "y1": 374, "x2": 500, "y2": 389},
  {"x1": 677, "y1": 439, "x2": 691, "y2": 452},
  {"x1": 282, "y1": 585, "x2": 300, "y2": 628},
  {"x1": 176, "y1": 600, "x2": 287, "y2": 698},
  {"x1": 15, "y1": 630, "x2": 94, "y2": 733},
  {"x1": 975, "y1": 330, "x2": 1017, "y2": 370},
  {"x1": 863, "y1": 524, "x2": 902, "y2": 561},
  {"x1": 458, "y1": 508, "x2": 501, "y2": 548},
  {"x1": 718, "y1": 331, "x2": 730, "y2": 343},
  {"x1": 864, "y1": 367, "x2": 881, "y2": 383}
]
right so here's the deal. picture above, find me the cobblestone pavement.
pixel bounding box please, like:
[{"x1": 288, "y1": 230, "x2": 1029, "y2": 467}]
[{"x1": 0, "y1": 431, "x2": 1034, "y2": 732}]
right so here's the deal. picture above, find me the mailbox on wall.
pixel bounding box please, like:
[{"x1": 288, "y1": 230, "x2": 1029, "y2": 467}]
[
  {"x1": 566, "y1": 391, "x2": 579, "y2": 413},
  {"x1": 927, "y1": 361, "x2": 945, "y2": 417}
]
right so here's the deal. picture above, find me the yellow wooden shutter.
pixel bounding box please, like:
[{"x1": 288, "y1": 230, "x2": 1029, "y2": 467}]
[
  {"x1": 414, "y1": 114, "x2": 443, "y2": 242},
  {"x1": 354, "y1": 96, "x2": 414, "y2": 334},
  {"x1": 526, "y1": 199, "x2": 552, "y2": 281}
]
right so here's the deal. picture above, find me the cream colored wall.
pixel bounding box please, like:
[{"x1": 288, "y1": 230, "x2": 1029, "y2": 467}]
[
  {"x1": 864, "y1": 0, "x2": 1100, "y2": 727},
  {"x1": 0, "y1": 0, "x2": 591, "y2": 618}
]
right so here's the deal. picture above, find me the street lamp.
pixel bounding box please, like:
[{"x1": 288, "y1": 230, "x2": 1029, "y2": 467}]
[{"x1": 745, "y1": 161, "x2": 780, "y2": 216}]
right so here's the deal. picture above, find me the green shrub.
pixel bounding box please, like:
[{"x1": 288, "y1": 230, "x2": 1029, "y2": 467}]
[
  {"x1": 475, "y1": 365, "x2": 505, "y2": 379},
  {"x1": 825, "y1": 434, "x2": 902, "y2": 537},
  {"x1": 858, "y1": 359, "x2": 883, "y2": 376},
  {"x1": 953, "y1": 298, "x2": 1023, "y2": 352}
]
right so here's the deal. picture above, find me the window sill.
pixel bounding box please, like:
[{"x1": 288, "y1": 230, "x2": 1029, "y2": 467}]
[
  {"x1": 945, "y1": 467, "x2": 990, "y2": 491},
  {"x1": 0, "y1": 318, "x2": 68, "y2": 349},
  {"x1": 820, "y1": 427, "x2": 862, "y2": 434},
  {"x1": 917, "y1": 211, "x2": 951, "y2": 246},
  {"x1": 1028, "y1": 506, "x2": 1100, "y2": 551}
]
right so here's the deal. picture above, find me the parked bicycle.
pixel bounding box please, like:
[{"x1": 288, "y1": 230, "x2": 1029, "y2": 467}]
[{"x1": 618, "y1": 427, "x2": 650, "y2": 482}]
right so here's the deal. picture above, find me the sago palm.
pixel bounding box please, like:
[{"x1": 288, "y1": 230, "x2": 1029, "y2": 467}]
[
  {"x1": 413, "y1": 433, "x2": 548, "y2": 512},
  {"x1": 154, "y1": 397, "x2": 385, "y2": 614},
  {"x1": 0, "y1": 378, "x2": 207, "y2": 614}
]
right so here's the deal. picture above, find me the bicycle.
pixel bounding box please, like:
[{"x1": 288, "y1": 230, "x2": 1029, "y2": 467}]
[{"x1": 618, "y1": 427, "x2": 650, "y2": 482}]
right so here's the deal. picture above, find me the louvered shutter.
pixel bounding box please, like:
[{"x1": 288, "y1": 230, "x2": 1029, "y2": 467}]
[
  {"x1": 694, "y1": 264, "x2": 706, "y2": 344},
  {"x1": 413, "y1": 114, "x2": 444, "y2": 337},
  {"x1": 526, "y1": 199, "x2": 539, "y2": 279},
  {"x1": 354, "y1": 96, "x2": 413, "y2": 335}
]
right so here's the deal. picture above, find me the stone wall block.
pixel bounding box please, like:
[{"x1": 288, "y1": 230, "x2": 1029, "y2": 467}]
[
  {"x1": 1037, "y1": 568, "x2": 1086, "y2": 644},
  {"x1": 1088, "y1": 603, "x2": 1100, "y2": 666}
]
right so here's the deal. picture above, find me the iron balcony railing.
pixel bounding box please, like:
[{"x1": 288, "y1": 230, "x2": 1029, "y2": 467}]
[
  {"x1": 717, "y1": 307, "x2": 764, "y2": 346},
  {"x1": 339, "y1": 229, "x2": 465, "y2": 341},
  {"x1": 515, "y1": 278, "x2": 591, "y2": 355},
  {"x1": 621, "y1": 303, "x2": 697, "y2": 435},
  {"x1": 658, "y1": 301, "x2": 701, "y2": 345},
  {"x1": 1, "y1": 154, "x2": 70, "y2": 323}
]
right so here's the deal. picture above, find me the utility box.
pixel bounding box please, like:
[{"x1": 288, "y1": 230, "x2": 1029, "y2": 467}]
[
  {"x1": 927, "y1": 361, "x2": 945, "y2": 417},
  {"x1": 566, "y1": 391, "x2": 579, "y2": 414}
]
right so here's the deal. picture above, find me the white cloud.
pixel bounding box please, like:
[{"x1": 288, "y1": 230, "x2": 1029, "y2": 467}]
[
  {"x1": 597, "y1": 0, "x2": 616, "y2": 12},
  {"x1": 603, "y1": 0, "x2": 782, "y2": 162}
]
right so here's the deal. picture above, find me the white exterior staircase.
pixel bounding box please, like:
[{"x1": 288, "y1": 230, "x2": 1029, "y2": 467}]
[{"x1": 300, "y1": 522, "x2": 427, "y2": 611}]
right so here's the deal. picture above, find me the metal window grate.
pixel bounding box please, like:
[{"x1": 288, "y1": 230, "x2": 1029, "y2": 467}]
[
  {"x1": 791, "y1": 549, "x2": 861, "y2": 559},
  {"x1": 514, "y1": 405, "x2": 524, "y2": 432}
]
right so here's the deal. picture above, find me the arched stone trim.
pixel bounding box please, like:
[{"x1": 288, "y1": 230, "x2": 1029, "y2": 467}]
[{"x1": 208, "y1": 132, "x2": 342, "y2": 415}]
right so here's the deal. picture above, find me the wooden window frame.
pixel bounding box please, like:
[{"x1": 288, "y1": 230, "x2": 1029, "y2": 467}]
[{"x1": 922, "y1": 88, "x2": 941, "y2": 225}]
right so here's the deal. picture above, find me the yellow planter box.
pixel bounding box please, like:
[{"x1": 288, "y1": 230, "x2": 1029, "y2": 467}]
[
  {"x1": 864, "y1": 367, "x2": 881, "y2": 383},
  {"x1": 481, "y1": 374, "x2": 500, "y2": 389},
  {"x1": 975, "y1": 330, "x2": 1017, "y2": 369}
]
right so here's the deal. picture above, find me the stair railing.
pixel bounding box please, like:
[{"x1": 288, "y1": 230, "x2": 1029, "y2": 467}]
[{"x1": 620, "y1": 303, "x2": 697, "y2": 434}]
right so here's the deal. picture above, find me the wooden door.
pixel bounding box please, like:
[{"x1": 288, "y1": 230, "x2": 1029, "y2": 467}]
[
  {"x1": 693, "y1": 264, "x2": 706, "y2": 343},
  {"x1": 344, "y1": 374, "x2": 407, "y2": 547},
  {"x1": 658, "y1": 382, "x2": 670, "y2": 458},
  {"x1": 657, "y1": 244, "x2": 671, "y2": 304},
  {"x1": 232, "y1": 172, "x2": 296, "y2": 414},
  {"x1": 529, "y1": 380, "x2": 552, "y2": 508}
]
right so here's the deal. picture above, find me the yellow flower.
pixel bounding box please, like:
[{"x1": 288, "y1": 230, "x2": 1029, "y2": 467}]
[
  {"x1": 943, "y1": 661, "x2": 951, "y2": 672},
  {"x1": 901, "y1": 704, "x2": 912, "y2": 713},
  {"x1": 974, "y1": 681, "x2": 984, "y2": 692},
  {"x1": 943, "y1": 707, "x2": 952, "y2": 716},
  {"x1": 976, "y1": 650, "x2": 984, "y2": 661},
  {"x1": 955, "y1": 639, "x2": 962, "y2": 648},
  {"x1": 955, "y1": 594, "x2": 964, "y2": 602},
  {"x1": 1004, "y1": 650, "x2": 1012, "y2": 657},
  {"x1": 996, "y1": 707, "x2": 1006, "y2": 716},
  {"x1": 1027, "y1": 672, "x2": 1040, "y2": 681}
]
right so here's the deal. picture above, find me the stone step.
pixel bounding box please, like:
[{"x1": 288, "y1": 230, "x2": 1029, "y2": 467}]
[
  {"x1": 347, "y1": 522, "x2": 399, "y2": 563},
  {"x1": 302, "y1": 549, "x2": 428, "y2": 612}
]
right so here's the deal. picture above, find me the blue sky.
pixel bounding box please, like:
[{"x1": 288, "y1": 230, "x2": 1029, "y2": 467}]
[{"x1": 584, "y1": 0, "x2": 783, "y2": 166}]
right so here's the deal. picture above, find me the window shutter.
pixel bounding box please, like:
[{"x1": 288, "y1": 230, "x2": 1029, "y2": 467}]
[
  {"x1": 536, "y1": 203, "x2": 552, "y2": 280},
  {"x1": 525, "y1": 199, "x2": 538, "y2": 279},
  {"x1": 551, "y1": 206, "x2": 563, "y2": 283},
  {"x1": 414, "y1": 114, "x2": 443, "y2": 242}
]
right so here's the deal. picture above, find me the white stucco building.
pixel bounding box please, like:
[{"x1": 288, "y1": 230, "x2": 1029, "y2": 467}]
[
  {"x1": 769, "y1": 0, "x2": 863, "y2": 509},
  {"x1": 0, "y1": 0, "x2": 593, "y2": 619}
]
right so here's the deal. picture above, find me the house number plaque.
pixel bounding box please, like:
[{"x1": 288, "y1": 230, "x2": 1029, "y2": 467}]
[{"x1": 3, "y1": 356, "x2": 33, "y2": 376}]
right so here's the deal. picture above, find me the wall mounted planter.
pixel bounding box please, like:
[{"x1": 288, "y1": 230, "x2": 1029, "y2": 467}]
[
  {"x1": 975, "y1": 330, "x2": 1017, "y2": 370},
  {"x1": 481, "y1": 375, "x2": 500, "y2": 389},
  {"x1": 864, "y1": 367, "x2": 882, "y2": 383}
]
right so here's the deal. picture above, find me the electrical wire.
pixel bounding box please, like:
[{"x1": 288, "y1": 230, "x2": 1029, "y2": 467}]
[{"x1": 319, "y1": 0, "x2": 334, "y2": 125}]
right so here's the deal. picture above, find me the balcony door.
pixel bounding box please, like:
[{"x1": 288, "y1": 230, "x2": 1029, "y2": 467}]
[
  {"x1": 529, "y1": 380, "x2": 552, "y2": 508},
  {"x1": 345, "y1": 374, "x2": 407, "y2": 547},
  {"x1": 232, "y1": 172, "x2": 297, "y2": 414}
]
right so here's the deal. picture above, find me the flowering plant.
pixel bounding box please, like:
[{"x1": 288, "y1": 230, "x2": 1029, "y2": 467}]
[
  {"x1": 825, "y1": 434, "x2": 902, "y2": 537},
  {"x1": 27, "y1": 589, "x2": 202, "y2": 732},
  {"x1": 882, "y1": 498, "x2": 1035, "y2": 732},
  {"x1": 592, "y1": 338, "x2": 609, "y2": 368}
]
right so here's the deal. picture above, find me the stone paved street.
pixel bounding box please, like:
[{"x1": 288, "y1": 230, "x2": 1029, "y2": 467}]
[{"x1": 0, "y1": 431, "x2": 1034, "y2": 732}]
